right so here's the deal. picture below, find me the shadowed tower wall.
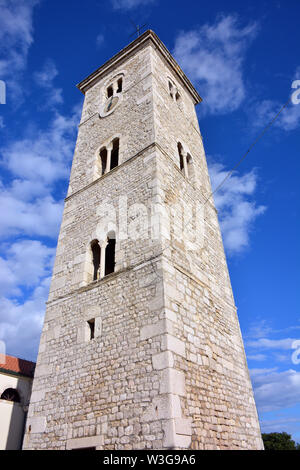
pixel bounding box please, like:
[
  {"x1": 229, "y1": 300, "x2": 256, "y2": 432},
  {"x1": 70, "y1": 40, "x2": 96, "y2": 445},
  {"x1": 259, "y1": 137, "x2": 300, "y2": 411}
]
[{"x1": 23, "y1": 31, "x2": 263, "y2": 450}]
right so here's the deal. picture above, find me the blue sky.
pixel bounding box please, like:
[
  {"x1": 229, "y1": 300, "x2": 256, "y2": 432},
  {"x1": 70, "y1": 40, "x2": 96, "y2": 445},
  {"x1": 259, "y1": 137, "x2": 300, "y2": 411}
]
[{"x1": 0, "y1": 0, "x2": 299, "y2": 443}]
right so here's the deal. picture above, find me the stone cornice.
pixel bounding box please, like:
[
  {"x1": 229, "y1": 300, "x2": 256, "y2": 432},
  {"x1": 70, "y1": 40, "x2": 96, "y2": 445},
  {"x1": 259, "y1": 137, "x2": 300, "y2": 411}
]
[
  {"x1": 77, "y1": 30, "x2": 202, "y2": 105},
  {"x1": 64, "y1": 141, "x2": 156, "y2": 202}
]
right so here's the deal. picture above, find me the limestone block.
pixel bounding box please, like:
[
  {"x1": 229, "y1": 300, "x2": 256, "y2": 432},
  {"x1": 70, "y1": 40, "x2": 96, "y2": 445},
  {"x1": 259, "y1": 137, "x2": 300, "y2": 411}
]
[
  {"x1": 152, "y1": 351, "x2": 174, "y2": 370},
  {"x1": 160, "y1": 368, "x2": 185, "y2": 396},
  {"x1": 30, "y1": 390, "x2": 45, "y2": 403},
  {"x1": 66, "y1": 435, "x2": 104, "y2": 450},
  {"x1": 50, "y1": 276, "x2": 66, "y2": 292},
  {"x1": 141, "y1": 394, "x2": 182, "y2": 423},
  {"x1": 140, "y1": 319, "x2": 173, "y2": 341},
  {"x1": 161, "y1": 334, "x2": 186, "y2": 358},
  {"x1": 175, "y1": 418, "x2": 192, "y2": 436},
  {"x1": 162, "y1": 419, "x2": 192, "y2": 449},
  {"x1": 95, "y1": 317, "x2": 102, "y2": 338},
  {"x1": 34, "y1": 364, "x2": 52, "y2": 378},
  {"x1": 27, "y1": 416, "x2": 47, "y2": 434},
  {"x1": 164, "y1": 308, "x2": 177, "y2": 323}
]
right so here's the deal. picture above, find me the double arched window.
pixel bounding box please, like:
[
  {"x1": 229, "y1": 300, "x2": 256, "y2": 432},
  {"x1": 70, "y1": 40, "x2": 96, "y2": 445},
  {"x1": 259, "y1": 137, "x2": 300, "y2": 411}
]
[
  {"x1": 99, "y1": 138, "x2": 119, "y2": 176},
  {"x1": 91, "y1": 232, "x2": 116, "y2": 281},
  {"x1": 168, "y1": 79, "x2": 180, "y2": 103},
  {"x1": 106, "y1": 77, "x2": 123, "y2": 98},
  {"x1": 177, "y1": 142, "x2": 193, "y2": 180},
  {"x1": 100, "y1": 74, "x2": 124, "y2": 117}
]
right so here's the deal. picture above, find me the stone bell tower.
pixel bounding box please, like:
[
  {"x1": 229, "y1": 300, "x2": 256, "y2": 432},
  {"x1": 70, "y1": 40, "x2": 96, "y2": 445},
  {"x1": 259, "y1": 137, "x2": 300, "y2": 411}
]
[{"x1": 23, "y1": 31, "x2": 263, "y2": 450}]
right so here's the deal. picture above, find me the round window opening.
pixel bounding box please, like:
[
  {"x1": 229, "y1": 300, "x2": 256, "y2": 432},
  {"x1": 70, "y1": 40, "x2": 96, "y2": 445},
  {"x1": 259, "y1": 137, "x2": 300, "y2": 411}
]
[
  {"x1": 105, "y1": 96, "x2": 119, "y2": 113},
  {"x1": 100, "y1": 95, "x2": 121, "y2": 118}
]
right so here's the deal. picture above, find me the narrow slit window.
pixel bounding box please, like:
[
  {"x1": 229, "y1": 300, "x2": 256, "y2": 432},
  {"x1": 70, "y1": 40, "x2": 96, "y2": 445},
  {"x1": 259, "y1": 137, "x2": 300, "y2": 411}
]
[
  {"x1": 177, "y1": 142, "x2": 184, "y2": 172},
  {"x1": 107, "y1": 85, "x2": 113, "y2": 98},
  {"x1": 100, "y1": 148, "x2": 107, "y2": 175},
  {"x1": 91, "y1": 240, "x2": 100, "y2": 281},
  {"x1": 110, "y1": 138, "x2": 119, "y2": 170},
  {"x1": 87, "y1": 319, "x2": 95, "y2": 340},
  {"x1": 186, "y1": 153, "x2": 192, "y2": 179},
  {"x1": 117, "y1": 78, "x2": 123, "y2": 93},
  {"x1": 105, "y1": 236, "x2": 116, "y2": 276}
]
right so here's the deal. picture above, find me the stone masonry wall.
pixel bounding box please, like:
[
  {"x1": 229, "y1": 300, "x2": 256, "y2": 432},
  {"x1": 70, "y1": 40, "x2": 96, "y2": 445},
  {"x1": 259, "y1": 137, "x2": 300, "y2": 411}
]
[{"x1": 23, "y1": 32, "x2": 263, "y2": 450}]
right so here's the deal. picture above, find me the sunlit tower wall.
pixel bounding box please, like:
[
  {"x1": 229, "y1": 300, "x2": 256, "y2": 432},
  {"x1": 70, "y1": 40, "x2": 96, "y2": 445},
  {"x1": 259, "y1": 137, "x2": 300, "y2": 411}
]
[{"x1": 23, "y1": 31, "x2": 263, "y2": 450}]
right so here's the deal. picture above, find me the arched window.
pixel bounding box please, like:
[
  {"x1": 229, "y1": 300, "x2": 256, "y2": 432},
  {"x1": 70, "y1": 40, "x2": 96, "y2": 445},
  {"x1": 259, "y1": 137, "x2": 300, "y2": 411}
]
[
  {"x1": 107, "y1": 77, "x2": 123, "y2": 98},
  {"x1": 107, "y1": 85, "x2": 113, "y2": 98},
  {"x1": 177, "y1": 142, "x2": 192, "y2": 179},
  {"x1": 105, "y1": 234, "x2": 116, "y2": 276},
  {"x1": 117, "y1": 78, "x2": 123, "y2": 93},
  {"x1": 168, "y1": 79, "x2": 180, "y2": 102},
  {"x1": 110, "y1": 138, "x2": 119, "y2": 170},
  {"x1": 177, "y1": 142, "x2": 185, "y2": 172},
  {"x1": 98, "y1": 138, "x2": 120, "y2": 176},
  {"x1": 186, "y1": 153, "x2": 194, "y2": 179},
  {"x1": 100, "y1": 74, "x2": 124, "y2": 118},
  {"x1": 100, "y1": 148, "x2": 107, "y2": 176},
  {"x1": 89, "y1": 233, "x2": 116, "y2": 283},
  {"x1": 91, "y1": 240, "x2": 100, "y2": 281},
  {"x1": 1, "y1": 388, "x2": 20, "y2": 403}
]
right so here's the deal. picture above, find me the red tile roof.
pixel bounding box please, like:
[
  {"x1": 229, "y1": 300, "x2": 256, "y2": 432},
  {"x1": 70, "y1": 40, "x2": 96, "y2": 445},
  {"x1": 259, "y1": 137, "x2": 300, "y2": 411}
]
[{"x1": 0, "y1": 355, "x2": 35, "y2": 378}]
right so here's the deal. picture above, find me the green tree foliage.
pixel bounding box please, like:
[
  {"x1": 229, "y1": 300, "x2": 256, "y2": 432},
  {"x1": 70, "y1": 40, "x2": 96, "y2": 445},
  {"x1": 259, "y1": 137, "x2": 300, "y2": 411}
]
[{"x1": 262, "y1": 432, "x2": 300, "y2": 450}]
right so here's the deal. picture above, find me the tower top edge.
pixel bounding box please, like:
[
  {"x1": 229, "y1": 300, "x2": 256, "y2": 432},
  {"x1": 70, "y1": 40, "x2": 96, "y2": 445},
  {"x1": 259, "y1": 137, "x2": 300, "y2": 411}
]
[{"x1": 76, "y1": 29, "x2": 202, "y2": 104}]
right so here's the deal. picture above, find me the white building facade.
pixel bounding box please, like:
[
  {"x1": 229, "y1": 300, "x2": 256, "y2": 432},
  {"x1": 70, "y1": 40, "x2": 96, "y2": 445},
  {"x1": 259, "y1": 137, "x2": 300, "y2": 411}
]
[{"x1": 0, "y1": 355, "x2": 35, "y2": 450}]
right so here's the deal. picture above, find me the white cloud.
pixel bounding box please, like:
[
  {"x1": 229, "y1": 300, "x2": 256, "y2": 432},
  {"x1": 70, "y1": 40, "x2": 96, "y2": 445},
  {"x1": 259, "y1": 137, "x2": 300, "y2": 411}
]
[
  {"x1": 0, "y1": 276, "x2": 50, "y2": 361},
  {"x1": 0, "y1": 193, "x2": 64, "y2": 238},
  {"x1": 111, "y1": 0, "x2": 155, "y2": 10},
  {"x1": 251, "y1": 368, "x2": 300, "y2": 412},
  {"x1": 260, "y1": 416, "x2": 300, "y2": 436},
  {"x1": 252, "y1": 66, "x2": 300, "y2": 131},
  {"x1": 0, "y1": 0, "x2": 39, "y2": 101},
  {"x1": 246, "y1": 319, "x2": 273, "y2": 339},
  {"x1": 279, "y1": 102, "x2": 300, "y2": 131},
  {"x1": 245, "y1": 320, "x2": 300, "y2": 367},
  {"x1": 254, "y1": 98, "x2": 300, "y2": 132},
  {"x1": 247, "y1": 354, "x2": 267, "y2": 361},
  {"x1": 34, "y1": 59, "x2": 63, "y2": 107},
  {"x1": 274, "y1": 353, "x2": 292, "y2": 363},
  {"x1": 0, "y1": 240, "x2": 55, "y2": 296},
  {"x1": 0, "y1": 106, "x2": 80, "y2": 239},
  {"x1": 0, "y1": 0, "x2": 38, "y2": 74},
  {"x1": 0, "y1": 7, "x2": 82, "y2": 361},
  {"x1": 34, "y1": 59, "x2": 58, "y2": 86},
  {"x1": 2, "y1": 111, "x2": 77, "y2": 184},
  {"x1": 246, "y1": 319, "x2": 300, "y2": 339},
  {"x1": 208, "y1": 163, "x2": 266, "y2": 254},
  {"x1": 247, "y1": 337, "x2": 297, "y2": 350},
  {"x1": 96, "y1": 33, "x2": 105, "y2": 48},
  {"x1": 173, "y1": 15, "x2": 258, "y2": 115},
  {"x1": 0, "y1": 239, "x2": 55, "y2": 361},
  {"x1": 250, "y1": 367, "x2": 278, "y2": 376},
  {"x1": 0, "y1": 57, "x2": 81, "y2": 359}
]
